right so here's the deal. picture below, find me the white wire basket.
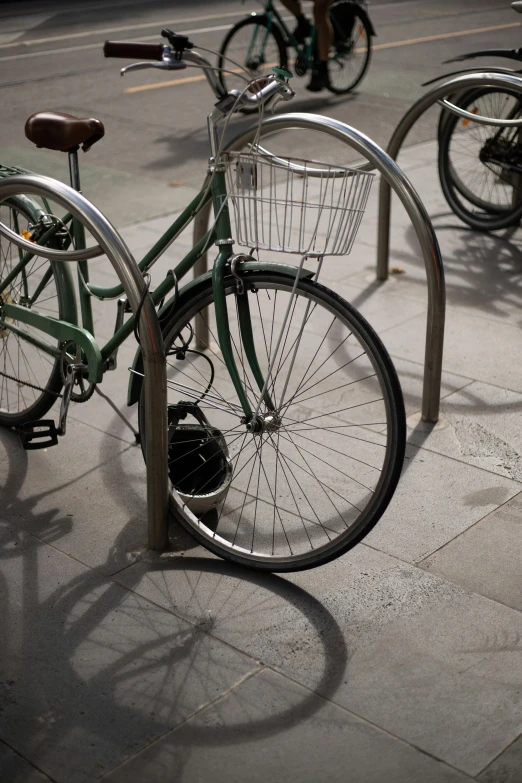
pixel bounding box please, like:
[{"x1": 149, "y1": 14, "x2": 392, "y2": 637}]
[{"x1": 224, "y1": 151, "x2": 374, "y2": 256}]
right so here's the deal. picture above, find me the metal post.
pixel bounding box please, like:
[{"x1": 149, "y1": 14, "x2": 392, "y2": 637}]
[{"x1": 0, "y1": 175, "x2": 169, "y2": 550}]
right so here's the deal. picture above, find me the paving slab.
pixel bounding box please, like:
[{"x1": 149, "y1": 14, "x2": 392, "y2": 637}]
[
  {"x1": 421, "y1": 490, "x2": 522, "y2": 612},
  {"x1": 478, "y1": 735, "x2": 522, "y2": 783},
  {"x1": 365, "y1": 443, "x2": 520, "y2": 563},
  {"x1": 101, "y1": 668, "x2": 472, "y2": 783},
  {"x1": 2, "y1": 132, "x2": 522, "y2": 782},
  {"x1": 383, "y1": 307, "x2": 522, "y2": 392},
  {"x1": 114, "y1": 545, "x2": 522, "y2": 776},
  {"x1": 0, "y1": 519, "x2": 258, "y2": 783},
  {"x1": 0, "y1": 741, "x2": 52, "y2": 783},
  {"x1": 409, "y1": 381, "x2": 522, "y2": 482},
  {"x1": 389, "y1": 356, "x2": 471, "y2": 420},
  {"x1": 0, "y1": 419, "x2": 147, "y2": 576}
]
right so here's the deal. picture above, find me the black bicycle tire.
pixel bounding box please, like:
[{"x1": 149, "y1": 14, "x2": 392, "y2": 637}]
[
  {"x1": 438, "y1": 87, "x2": 522, "y2": 230},
  {"x1": 217, "y1": 15, "x2": 288, "y2": 116},
  {"x1": 138, "y1": 270, "x2": 405, "y2": 572},
  {"x1": 439, "y1": 87, "x2": 522, "y2": 213},
  {"x1": 326, "y1": 1, "x2": 373, "y2": 95},
  {"x1": 0, "y1": 197, "x2": 66, "y2": 428}
]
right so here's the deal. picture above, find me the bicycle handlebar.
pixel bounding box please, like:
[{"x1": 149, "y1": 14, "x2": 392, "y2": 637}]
[
  {"x1": 103, "y1": 41, "x2": 166, "y2": 61},
  {"x1": 104, "y1": 37, "x2": 294, "y2": 111}
]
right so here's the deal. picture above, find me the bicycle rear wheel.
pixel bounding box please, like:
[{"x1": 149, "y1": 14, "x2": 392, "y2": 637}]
[
  {"x1": 438, "y1": 87, "x2": 522, "y2": 230},
  {"x1": 0, "y1": 198, "x2": 66, "y2": 427},
  {"x1": 139, "y1": 269, "x2": 405, "y2": 572},
  {"x1": 327, "y1": 1, "x2": 372, "y2": 95},
  {"x1": 217, "y1": 15, "x2": 288, "y2": 115}
]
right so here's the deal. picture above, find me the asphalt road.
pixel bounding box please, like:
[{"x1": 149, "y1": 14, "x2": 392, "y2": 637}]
[{"x1": 1, "y1": 0, "x2": 521, "y2": 224}]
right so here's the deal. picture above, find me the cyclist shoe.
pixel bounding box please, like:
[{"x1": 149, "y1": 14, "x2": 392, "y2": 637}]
[
  {"x1": 306, "y1": 60, "x2": 330, "y2": 92},
  {"x1": 293, "y1": 15, "x2": 312, "y2": 43}
]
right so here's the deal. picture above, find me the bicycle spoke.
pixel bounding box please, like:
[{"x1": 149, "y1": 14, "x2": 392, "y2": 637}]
[{"x1": 148, "y1": 268, "x2": 402, "y2": 568}]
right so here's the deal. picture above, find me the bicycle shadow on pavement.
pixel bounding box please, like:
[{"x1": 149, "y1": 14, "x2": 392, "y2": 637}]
[
  {"x1": 0, "y1": 495, "x2": 349, "y2": 781},
  {"x1": 0, "y1": 428, "x2": 75, "y2": 546}
]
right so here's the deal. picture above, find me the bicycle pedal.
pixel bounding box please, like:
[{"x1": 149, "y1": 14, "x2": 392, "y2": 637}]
[{"x1": 19, "y1": 420, "x2": 59, "y2": 450}]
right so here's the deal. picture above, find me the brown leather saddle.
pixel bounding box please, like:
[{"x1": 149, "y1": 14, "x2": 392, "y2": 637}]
[{"x1": 25, "y1": 111, "x2": 105, "y2": 153}]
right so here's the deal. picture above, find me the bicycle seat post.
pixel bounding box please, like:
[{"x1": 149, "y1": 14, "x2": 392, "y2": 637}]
[{"x1": 68, "y1": 147, "x2": 81, "y2": 192}]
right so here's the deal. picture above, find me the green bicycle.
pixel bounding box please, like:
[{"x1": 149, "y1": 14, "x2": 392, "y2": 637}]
[
  {"x1": 0, "y1": 31, "x2": 404, "y2": 571},
  {"x1": 218, "y1": 0, "x2": 375, "y2": 107}
]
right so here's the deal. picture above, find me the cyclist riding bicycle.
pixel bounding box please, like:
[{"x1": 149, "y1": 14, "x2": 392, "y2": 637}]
[{"x1": 280, "y1": 0, "x2": 354, "y2": 91}]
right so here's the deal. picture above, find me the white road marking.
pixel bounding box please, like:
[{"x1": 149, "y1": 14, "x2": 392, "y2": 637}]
[
  {"x1": 0, "y1": 12, "x2": 54, "y2": 46},
  {"x1": 0, "y1": 10, "x2": 245, "y2": 51},
  {"x1": 0, "y1": 23, "x2": 239, "y2": 63}
]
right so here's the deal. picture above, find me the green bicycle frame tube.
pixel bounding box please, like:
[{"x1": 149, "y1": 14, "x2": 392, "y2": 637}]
[
  {"x1": 236, "y1": 291, "x2": 275, "y2": 411},
  {"x1": 87, "y1": 188, "x2": 213, "y2": 300},
  {"x1": 2, "y1": 161, "x2": 279, "y2": 420},
  {"x1": 0, "y1": 302, "x2": 102, "y2": 382},
  {"x1": 100, "y1": 226, "x2": 215, "y2": 362},
  {"x1": 209, "y1": 167, "x2": 254, "y2": 420},
  {"x1": 2, "y1": 185, "x2": 214, "y2": 368}
]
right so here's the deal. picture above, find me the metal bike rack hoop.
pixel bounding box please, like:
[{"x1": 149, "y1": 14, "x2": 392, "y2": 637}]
[
  {"x1": 0, "y1": 174, "x2": 169, "y2": 550},
  {"x1": 194, "y1": 113, "x2": 445, "y2": 422},
  {"x1": 377, "y1": 71, "x2": 522, "y2": 421}
]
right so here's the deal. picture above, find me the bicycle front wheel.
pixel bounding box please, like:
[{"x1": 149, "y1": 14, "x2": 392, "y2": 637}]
[
  {"x1": 139, "y1": 269, "x2": 405, "y2": 572},
  {"x1": 327, "y1": 1, "x2": 372, "y2": 95},
  {"x1": 438, "y1": 87, "x2": 522, "y2": 230},
  {"x1": 0, "y1": 197, "x2": 66, "y2": 427},
  {"x1": 217, "y1": 15, "x2": 288, "y2": 114}
]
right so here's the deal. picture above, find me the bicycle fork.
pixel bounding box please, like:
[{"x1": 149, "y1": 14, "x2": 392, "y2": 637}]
[
  {"x1": 209, "y1": 162, "x2": 280, "y2": 427},
  {"x1": 209, "y1": 162, "x2": 322, "y2": 431}
]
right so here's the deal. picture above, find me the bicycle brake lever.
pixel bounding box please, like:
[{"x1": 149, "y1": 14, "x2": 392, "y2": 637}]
[
  {"x1": 270, "y1": 85, "x2": 295, "y2": 114},
  {"x1": 120, "y1": 60, "x2": 187, "y2": 76}
]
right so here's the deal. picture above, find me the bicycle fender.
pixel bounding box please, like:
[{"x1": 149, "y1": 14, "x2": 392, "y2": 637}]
[
  {"x1": 354, "y1": 5, "x2": 376, "y2": 37},
  {"x1": 2, "y1": 193, "x2": 78, "y2": 326},
  {"x1": 3, "y1": 192, "x2": 45, "y2": 221},
  {"x1": 422, "y1": 65, "x2": 522, "y2": 87},
  {"x1": 127, "y1": 261, "x2": 314, "y2": 406},
  {"x1": 442, "y1": 49, "x2": 522, "y2": 64}
]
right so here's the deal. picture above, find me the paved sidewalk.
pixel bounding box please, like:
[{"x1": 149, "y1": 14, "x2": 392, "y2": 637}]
[{"x1": 1, "y1": 137, "x2": 521, "y2": 783}]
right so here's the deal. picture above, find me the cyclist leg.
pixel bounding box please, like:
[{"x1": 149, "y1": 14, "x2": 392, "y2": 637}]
[
  {"x1": 280, "y1": 0, "x2": 312, "y2": 42},
  {"x1": 307, "y1": 0, "x2": 333, "y2": 91}
]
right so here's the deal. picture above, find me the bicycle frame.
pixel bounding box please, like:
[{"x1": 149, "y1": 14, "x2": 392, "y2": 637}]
[
  {"x1": 251, "y1": 0, "x2": 316, "y2": 63},
  {"x1": 244, "y1": 1, "x2": 374, "y2": 71},
  {"x1": 0, "y1": 186, "x2": 209, "y2": 365},
  {"x1": 0, "y1": 158, "x2": 277, "y2": 421}
]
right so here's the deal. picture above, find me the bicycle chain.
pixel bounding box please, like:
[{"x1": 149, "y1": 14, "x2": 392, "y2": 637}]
[{"x1": 0, "y1": 369, "x2": 62, "y2": 398}]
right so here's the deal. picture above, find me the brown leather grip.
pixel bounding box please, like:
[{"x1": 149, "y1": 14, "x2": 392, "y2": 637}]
[{"x1": 103, "y1": 41, "x2": 164, "y2": 60}]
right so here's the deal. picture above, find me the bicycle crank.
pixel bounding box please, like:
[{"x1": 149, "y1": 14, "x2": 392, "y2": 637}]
[
  {"x1": 60, "y1": 341, "x2": 96, "y2": 402},
  {"x1": 0, "y1": 291, "x2": 14, "y2": 338}
]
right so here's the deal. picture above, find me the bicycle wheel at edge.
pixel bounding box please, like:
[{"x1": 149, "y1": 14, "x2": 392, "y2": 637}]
[
  {"x1": 438, "y1": 87, "x2": 522, "y2": 230},
  {"x1": 217, "y1": 15, "x2": 288, "y2": 115},
  {"x1": 139, "y1": 269, "x2": 405, "y2": 572},
  {"x1": 0, "y1": 197, "x2": 66, "y2": 427},
  {"x1": 327, "y1": 1, "x2": 372, "y2": 95}
]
